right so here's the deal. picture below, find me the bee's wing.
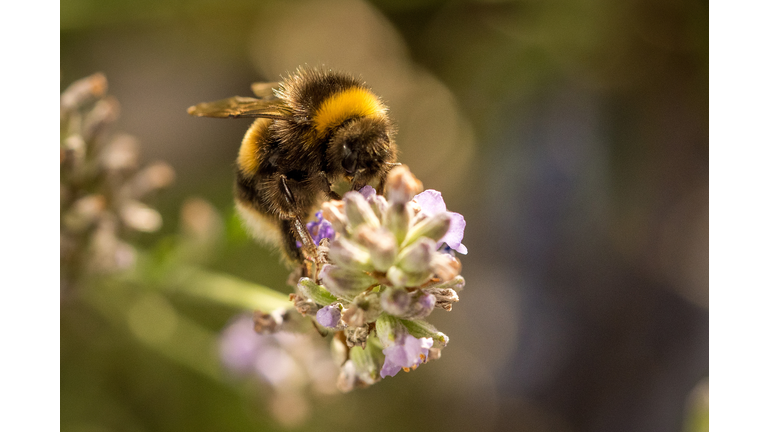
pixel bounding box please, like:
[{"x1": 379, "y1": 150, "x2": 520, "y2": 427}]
[
  {"x1": 250, "y1": 82, "x2": 280, "y2": 100},
  {"x1": 187, "y1": 96, "x2": 289, "y2": 119}
]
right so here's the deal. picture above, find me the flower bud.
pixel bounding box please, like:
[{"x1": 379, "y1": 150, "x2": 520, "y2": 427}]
[
  {"x1": 381, "y1": 288, "x2": 436, "y2": 320},
  {"x1": 101, "y1": 134, "x2": 140, "y2": 172},
  {"x1": 380, "y1": 288, "x2": 410, "y2": 316},
  {"x1": 60, "y1": 72, "x2": 107, "y2": 114},
  {"x1": 386, "y1": 165, "x2": 422, "y2": 204},
  {"x1": 383, "y1": 202, "x2": 411, "y2": 245},
  {"x1": 402, "y1": 292, "x2": 436, "y2": 320},
  {"x1": 422, "y1": 287, "x2": 459, "y2": 311},
  {"x1": 342, "y1": 292, "x2": 382, "y2": 327},
  {"x1": 318, "y1": 265, "x2": 377, "y2": 300},
  {"x1": 337, "y1": 360, "x2": 360, "y2": 393},
  {"x1": 400, "y1": 319, "x2": 449, "y2": 348},
  {"x1": 341, "y1": 304, "x2": 365, "y2": 327},
  {"x1": 349, "y1": 344, "x2": 384, "y2": 385},
  {"x1": 82, "y1": 96, "x2": 120, "y2": 142},
  {"x1": 328, "y1": 237, "x2": 373, "y2": 271},
  {"x1": 402, "y1": 212, "x2": 451, "y2": 248},
  {"x1": 289, "y1": 293, "x2": 319, "y2": 316},
  {"x1": 385, "y1": 266, "x2": 408, "y2": 288},
  {"x1": 316, "y1": 304, "x2": 343, "y2": 329},
  {"x1": 62, "y1": 194, "x2": 106, "y2": 233},
  {"x1": 358, "y1": 185, "x2": 376, "y2": 199},
  {"x1": 321, "y1": 200, "x2": 347, "y2": 233},
  {"x1": 374, "y1": 314, "x2": 406, "y2": 348},
  {"x1": 423, "y1": 275, "x2": 466, "y2": 291},
  {"x1": 430, "y1": 253, "x2": 462, "y2": 281},
  {"x1": 389, "y1": 268, "x2": 431, "y2": 288},
  {"x1": 397, "y1": 238, "x2": 436, "y2": 274},
  {"x1": 368, "y1": 194, "x2": 388, "y2": 221},
  {"x1": 127, "y1": 162, "x2": 175, "y2": 198},
  {"x1": 343, "y1": 191, "x2": 380, "y2": 229},
  {"x1": 62, "y1": 135, "x2": 86, "y2": 171},
  {"x1": 355, "y1": 226, "x2": 397, "y2": 272},
  {"x1": 296, "y1": 278, "x2": 338, "y2": 306},
  {"x1": 344, "y1": 325, "x2": 370, "y2": 348},
  {"x1": 120, "y1": 200, "x2": 162, "y2": 232}
]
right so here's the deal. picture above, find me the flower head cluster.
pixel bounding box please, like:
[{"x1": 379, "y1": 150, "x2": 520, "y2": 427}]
[
  {"x1": 290, "y1": 165, "x2": 466, "y2": 391},
  {"x1": 60, "y1": 73, "x2": 174, "y2": 292}
]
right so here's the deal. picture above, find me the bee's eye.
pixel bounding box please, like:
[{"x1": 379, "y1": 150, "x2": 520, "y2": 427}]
[{"x1": 342, "y1": 149, "x2": 358, "y2": 174}]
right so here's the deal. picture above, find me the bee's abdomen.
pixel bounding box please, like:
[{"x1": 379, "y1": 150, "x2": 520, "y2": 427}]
[
  {"x1": 235, "y1": 171, "x2": 273, "y2": 216},
  {"x1": 234, "y1": 173, "x2": 308, "y2": 264},
  {"x1": 237, "y1": 118, "x2": 272, "y2": 176}
]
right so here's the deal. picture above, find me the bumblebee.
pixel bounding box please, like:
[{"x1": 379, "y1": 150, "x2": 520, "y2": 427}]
[{"x1": 188, "y1": 67, "x2": 398, "y2": 264}]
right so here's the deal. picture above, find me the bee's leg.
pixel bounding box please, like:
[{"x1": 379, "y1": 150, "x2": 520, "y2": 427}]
[
  {"x1": 279, "y1": 219, "x2": 304, "y2": 263},
  {"x1": 278, "y1": 174, "x2": 317, "y2": 260},
  {"x1": 318, "y1": 171, "x2": 341, "y2": 200},
  {"x1": 292, "y1": 215, "x2": 317, "y2": 257}
]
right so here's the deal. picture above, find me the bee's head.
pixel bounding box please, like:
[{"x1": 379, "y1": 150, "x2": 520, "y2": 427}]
[{"x1": 328, "y1": 116, "x2": 396, "y2": 188}]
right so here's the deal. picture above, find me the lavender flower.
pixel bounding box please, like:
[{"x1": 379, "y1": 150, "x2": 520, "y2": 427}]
[
  {"x1": 380, "y1": 333, "x2": 434, "y2": 378},
  {"x1": 297, "y1": 210, "x2": 336, "y2": 247},
  {"x1": 283, "y1": 165, "x2": 467, "y2": 390},
  {"x1": 413, "y1": 189, "x2": 467, "y2": 254}
]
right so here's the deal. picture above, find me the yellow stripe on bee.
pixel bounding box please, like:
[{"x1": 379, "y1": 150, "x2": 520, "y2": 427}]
[
  {"x1": 313, "y1": 87, "x2": 385, "y2": 137},
  {"x1": 237, "y1": 118, "x2": 270, "y2": 175}
]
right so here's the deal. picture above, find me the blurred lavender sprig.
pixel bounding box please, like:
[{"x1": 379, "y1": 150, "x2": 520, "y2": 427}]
[
  {"x1": 60, "y1": 73, "x2": 174, "y2": 292},
  {"x1": 62, "y1": 73, "x2": 320, "y2": 425},
  {"x1": 219, "y1": 314, "x2": 338, "y2": 427}
]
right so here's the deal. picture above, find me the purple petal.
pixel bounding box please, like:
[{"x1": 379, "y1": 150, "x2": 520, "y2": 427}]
[
  {"x1": 413, "y1": 190, "x2": 446, "y2": 215},
  {"x1": 314, "y1": 219, "x2": 335, "y2": 242},
  {"x1": 438, "y1": 211, "x2": 467, "y2": 254},
  {"x1": 413, "y1": 191, "x2": 467, "y2": 253},
  {"x1": 299, "y1": 211, "x2": 336, "y2": 247},
  {"x1": 219, "y1": 315, "x2": 263, "y2": 375},
  {"x1": 418, "y1": 293, "x2": 436, "y2": 311},
  {"x1": 316, "y1": 305, "x2": 341, "y2": 328},
  {"x1": 379, "y1": 334, "x2": 434, "y2": 378},
  {"x1": 359, "y1": 185, "x2": 377, "y2": 200},
  {"x1": 380, "y1": 358, "x2": 403, "y2": 378}
]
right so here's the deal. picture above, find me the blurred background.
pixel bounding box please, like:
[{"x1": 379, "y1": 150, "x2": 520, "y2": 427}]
[{"x1": 60, "y1": 0, "x2": 708, "y2": 431}]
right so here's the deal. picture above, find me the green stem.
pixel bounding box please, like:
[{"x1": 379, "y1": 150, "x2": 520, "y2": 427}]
[{"x1": 165, "y1": 265, "x2": 293, "y2": 312}]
